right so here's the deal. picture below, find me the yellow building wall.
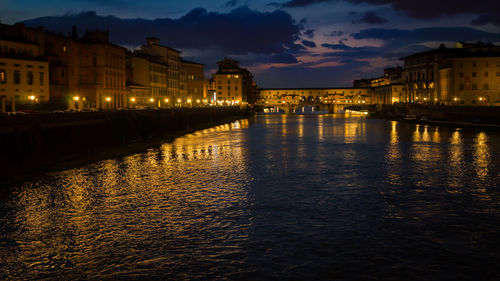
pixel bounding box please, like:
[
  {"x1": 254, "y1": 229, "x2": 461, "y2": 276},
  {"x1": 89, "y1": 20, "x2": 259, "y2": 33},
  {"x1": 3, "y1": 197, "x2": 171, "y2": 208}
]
[
  {"x1": 214, "y1": 74, "x2": 243, "y2": 104},
  {"x1": 0, "y1": 57, "x2": 49, "y2": 106},
  {"x1": 449, "y1": 57, "x2": 500, "y2": 105}
]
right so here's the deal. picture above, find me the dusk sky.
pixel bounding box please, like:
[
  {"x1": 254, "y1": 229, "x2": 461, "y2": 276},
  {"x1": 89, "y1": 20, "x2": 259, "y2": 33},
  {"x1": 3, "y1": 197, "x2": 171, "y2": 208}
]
[{"x1": 2, "y1": 0, "x2": 500, "y2": 87}]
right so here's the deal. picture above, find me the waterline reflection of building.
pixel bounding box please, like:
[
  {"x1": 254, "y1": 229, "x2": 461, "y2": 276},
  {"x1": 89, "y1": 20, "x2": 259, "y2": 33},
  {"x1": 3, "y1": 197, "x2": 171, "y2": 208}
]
[
  {"x1": 385, "y1": 121, "x2": 403, "y2": 186},
  {"x1": 447, "y1": 129, "x2": 465, "y2": 191}
]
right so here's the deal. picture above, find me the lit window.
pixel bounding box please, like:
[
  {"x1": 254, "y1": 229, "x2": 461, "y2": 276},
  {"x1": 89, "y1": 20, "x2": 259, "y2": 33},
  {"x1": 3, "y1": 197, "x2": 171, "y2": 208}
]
[
  {"x1": 62, "y1": 45, "x2": 67, "y2": 53},
  {"x1": 0, "y1": 69, "x2": 6, "y2": 83}
]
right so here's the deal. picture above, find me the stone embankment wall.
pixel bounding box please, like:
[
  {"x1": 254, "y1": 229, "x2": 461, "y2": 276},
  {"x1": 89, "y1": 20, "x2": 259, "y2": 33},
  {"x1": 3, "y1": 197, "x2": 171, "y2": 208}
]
[
  {"x1": 0, "y1": 107, "x2": 250, "y2": 181},
  {"x1": 378, "y1": 105, "x2": 500, "y2": 124}
]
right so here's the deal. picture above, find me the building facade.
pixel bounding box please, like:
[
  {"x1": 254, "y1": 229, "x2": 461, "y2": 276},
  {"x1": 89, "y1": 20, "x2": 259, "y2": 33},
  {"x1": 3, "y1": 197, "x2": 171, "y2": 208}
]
[
  {"x1": 76, "y1": 31, "x2": 127, "y2": 109},
  {"x1": 180, "y1": 59, "x2": 205, "y2": 104},
  {"x1": 0, "y1": 25, "x2": 49, "y2": 112},
  {"x1": 139, "y1": 37, "x2": 180, "y2": 101},
  {"x1": 439, "y1": 56, "x2": 500, "y2": 106},
  {"x1": 212, "y1": 58, "x2": 255, "y2": 105},
  {"x1": 257, "y1": 88, "x2": 372, "y2": 105},
  {"x1": 401, "y1": 42, "x2": 500, "y2": 105}
]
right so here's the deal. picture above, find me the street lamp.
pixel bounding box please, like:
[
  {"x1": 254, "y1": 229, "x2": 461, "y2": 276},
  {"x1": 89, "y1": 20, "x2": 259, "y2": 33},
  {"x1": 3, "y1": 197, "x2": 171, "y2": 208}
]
[
  {"x1": 28, "y1": 95, "x2": 35, "y2": 101},
  {"x1": 105, "y1": 97, "x2": 111, "y2": 102},
  {"x1": 130, "y1": 97, "x2": 136, "y2": 102},
  {"x1": 73, "y1": 96, "x2": 80, "y2": 101}
]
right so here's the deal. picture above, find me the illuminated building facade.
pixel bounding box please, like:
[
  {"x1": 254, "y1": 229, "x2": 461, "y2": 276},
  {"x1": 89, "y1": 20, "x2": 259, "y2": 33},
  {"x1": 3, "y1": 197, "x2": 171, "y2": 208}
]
[
  {"x1": 401, "y1": 42, "x2": 500, "y2": 105},
  {"x1": 439, "y1": 56, "x2": 500, "y2": 106},
  {"x1": 75, "y1": 31, "x2": 127, "y2": 109},
  {"x1": 212, "y1": 58, "x2": 255, "y2": 105},
  {"x1": 257, "y1": 88, "x2": 372, "y2": 105},
  {"x1": 0, "y1": 24, "x2": 49, "y2": 112},
  {"x1": 139, "y1": 37, "x2": 180, "y2": 100},
  {"x1": 368, "y1": 67, "x2": 404, "y2": 105},
  {"x1": 180, "y1": 59, "x2": 206, "y2": 104}
]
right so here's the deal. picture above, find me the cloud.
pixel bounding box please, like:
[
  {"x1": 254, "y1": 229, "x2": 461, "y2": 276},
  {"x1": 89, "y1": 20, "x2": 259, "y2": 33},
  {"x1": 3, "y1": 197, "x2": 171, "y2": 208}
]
[
  {"x1": 352, "y1": 11, "x2": 388, "y2": 24},
  {"x1": 279, "y1": 0, "x2": 500, "y2": 26},
  {"x1": 225, "y1": 0, "x2": 238, "y2": 7},
  {"x1": 301, "y1": 40, "x2": 317, "y2": 48},
  {"x1": 23, "y1": 7, "x2": 301, "y2": 55},
  {"x1": 322, "y1": 43, "x2": 355, "y2": 50},
  {"x1": 285, "y1": 43, "x2": 309, "y2": 54},
  {"x1": 303, "y1": 29, "x2": 315, "y2": 38},
  {"x1": 281, "y1": 0, "x2": 327, "y2": 7},
  {"x1": 351, "y1": 27, "x2": 499, "y2": 43},
  {"x1": 471, "y1": 14, "x2": 500, "y2": 27},
  {"x1": 269, "y1": 53, "x2": 299, "y2": 64},
  {"x1": 320, "y1": 26, "x2": 500, "y2": 64},
  {"x1": 329, "y1": 30, "x2": 344, "y2": 37}
]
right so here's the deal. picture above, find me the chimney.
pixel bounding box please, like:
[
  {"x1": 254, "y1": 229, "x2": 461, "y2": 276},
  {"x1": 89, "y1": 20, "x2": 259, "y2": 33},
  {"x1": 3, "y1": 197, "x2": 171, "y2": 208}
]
[{"x1": 146, "y1": 37, "x2": 159, "y2": 46}]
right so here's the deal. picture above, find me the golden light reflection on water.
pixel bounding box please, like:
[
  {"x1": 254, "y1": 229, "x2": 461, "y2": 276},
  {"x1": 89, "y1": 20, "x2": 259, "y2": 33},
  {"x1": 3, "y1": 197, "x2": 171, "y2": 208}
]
[
  {"x1": 298, "y1": 115, "x2": 304, "y2": 138},
  {"x1": 432, "y1": 127, "x2": 440, "y2": 143},
  {"x1": 344, "y1": 120, "x2": 365, "y2": 143},
  {"x1": 318, "y1": 115, "x2": 324, "y2": 141},
  {"x1": 281, "y1": 115, "x2": 287, "y2": 135},
  {"x1": 385, "y1": 121, "x2": 402, "y2": 185},
  {"x1": 7, "y1": 119, "x2": 252, "y2": 278},
  {"x1": 3, "y1": 116, "x2": 500, "y2": 279},
  {"x1": 447, "y1": 129, "x2": 465, "y2": 192},
  {"x1": 473, "y1": 132, "x2": 490, "y2": 183},
  {"x1": 410, "y1": 124, "x2": 443, "y2": 187}
]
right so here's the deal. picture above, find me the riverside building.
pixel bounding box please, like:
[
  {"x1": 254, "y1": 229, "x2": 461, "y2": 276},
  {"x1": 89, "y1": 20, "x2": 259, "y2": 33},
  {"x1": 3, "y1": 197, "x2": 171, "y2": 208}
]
[
  {"x1": 139, "y1": 37, "x2": 180, "y2": 102},
  {"x1": 0, "y1": 24, "x2": 49, "y2": 112},
  {"x1": 401, "y1": 42, "x2": 500, "y2": 105},
  {"x1": 179, "y1": 59, "x2": 206, "y2": 105},
  {"x1": 212, "y1": 58, "x2": 255, "y2": 105}
]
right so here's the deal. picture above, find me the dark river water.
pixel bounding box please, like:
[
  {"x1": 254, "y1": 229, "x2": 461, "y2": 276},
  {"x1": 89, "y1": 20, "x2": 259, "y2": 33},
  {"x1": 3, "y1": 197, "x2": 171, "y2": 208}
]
[{"x1": 1, "y1": 115, "x2": 499, "y2": 280}]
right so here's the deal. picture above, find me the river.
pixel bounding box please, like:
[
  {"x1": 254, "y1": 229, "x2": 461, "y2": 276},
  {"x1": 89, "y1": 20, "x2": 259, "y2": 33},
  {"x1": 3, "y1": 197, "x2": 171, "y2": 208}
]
[{"x1": 0, "y1": 115, "x2": 499, "y2": 280}]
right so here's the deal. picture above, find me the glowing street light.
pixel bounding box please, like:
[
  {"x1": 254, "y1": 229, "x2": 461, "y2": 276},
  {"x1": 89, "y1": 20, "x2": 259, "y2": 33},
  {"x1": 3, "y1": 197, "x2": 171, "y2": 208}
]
[
  {"x1": 149, "y1": 98, "x2": 154, "y2": 103},
  {"x1": 105, "y1": 97, "x2": 111, "y2": 102},
  {"x1": 73, "y1": 96, "x2": 80, "y2": 101},
  {"x1": 164, "y1": 98, "x2": 169, "y2": 103},
  {"x1": 28, "y1": 95, "x2": 36, "y2": 101},
  {"x1": 130, "y1": 97, "x2": 136, "y2": 102}
]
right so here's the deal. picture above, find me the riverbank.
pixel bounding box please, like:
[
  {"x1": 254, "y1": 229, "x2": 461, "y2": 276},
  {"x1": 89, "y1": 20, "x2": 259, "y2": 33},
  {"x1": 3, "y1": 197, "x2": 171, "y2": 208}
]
[
  {"x1": 0, "y1": 107, "x2": 251, "y2": 185},
  {"x1": 371, "y1": 104, "x2": 500, "y2": 129}
]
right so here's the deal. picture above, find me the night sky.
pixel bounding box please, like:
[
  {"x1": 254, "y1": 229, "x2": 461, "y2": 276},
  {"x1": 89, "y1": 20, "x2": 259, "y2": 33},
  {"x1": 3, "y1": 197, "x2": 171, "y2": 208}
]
[{"x1": 2, "y1": 0, "x2": 499, "y2": 87}]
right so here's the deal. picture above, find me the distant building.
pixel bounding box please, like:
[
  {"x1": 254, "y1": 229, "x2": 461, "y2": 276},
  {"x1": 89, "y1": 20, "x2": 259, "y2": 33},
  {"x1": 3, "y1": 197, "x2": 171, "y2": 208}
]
[
  {"x1": 400, "y1": 45, "x2": 457, "y2": 103},
  {"x1": 0, "y1": 24, "x2": 49, "y2": 112},
  {"x1": 139, "y1": 37, "x2": 180, "y2": 101},
  {"x1": 369, "y1": 67, "x2": 404, "y2": 105},
  {"x1": 126, "y1": 50, "x2": 169, "y2": 107},
  {"x1": 179, "y1": 59, "x2": 206, "y2": 104},
  {"x1": 73, "y1": 30, "x2": 127, "y2": 109},
  {"x1": 439, "y1": 52, "x2": 500, "y2": 106},
  {"x1": 212, "y1": 58, "x2": 255, "y2": 105},
  {"x1": 400, "y1": 42, "x2": 500, "y2": 105},
  {"x1": 353, "y1": 79, "x2": 372, "y2": 88},
  {"x1": 258, "y1": 88, "x2": 372, "y2": 105}
]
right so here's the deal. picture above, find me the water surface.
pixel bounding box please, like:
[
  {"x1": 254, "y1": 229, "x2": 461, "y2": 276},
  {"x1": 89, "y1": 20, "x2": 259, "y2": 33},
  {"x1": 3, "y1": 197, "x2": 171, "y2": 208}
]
[{"x1": 1, "y1": 115, "x2": 499, "y2": 280}]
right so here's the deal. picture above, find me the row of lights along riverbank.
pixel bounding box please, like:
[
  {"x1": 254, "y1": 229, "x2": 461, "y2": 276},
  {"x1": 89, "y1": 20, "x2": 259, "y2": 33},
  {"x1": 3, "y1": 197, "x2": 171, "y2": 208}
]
[{"x1": 70, "y1": 96, "x2": 242, "y2": 107}]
